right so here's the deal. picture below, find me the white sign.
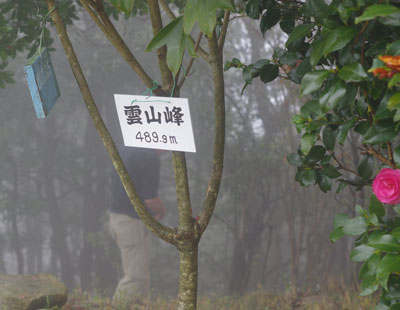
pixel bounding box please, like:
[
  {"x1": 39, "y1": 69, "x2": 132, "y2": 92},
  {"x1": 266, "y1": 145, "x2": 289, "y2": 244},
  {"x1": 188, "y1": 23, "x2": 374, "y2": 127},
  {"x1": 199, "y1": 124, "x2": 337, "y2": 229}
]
[{"x1": 114, "y1": 94, "x2": 196, "y2": 153}]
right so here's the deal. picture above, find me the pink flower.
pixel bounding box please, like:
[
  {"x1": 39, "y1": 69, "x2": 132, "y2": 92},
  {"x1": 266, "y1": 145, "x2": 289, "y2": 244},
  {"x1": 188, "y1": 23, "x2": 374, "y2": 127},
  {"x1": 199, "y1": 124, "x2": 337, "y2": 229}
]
[{"x1": 373, "y1": 168, "x2": 400, "y2": 205}]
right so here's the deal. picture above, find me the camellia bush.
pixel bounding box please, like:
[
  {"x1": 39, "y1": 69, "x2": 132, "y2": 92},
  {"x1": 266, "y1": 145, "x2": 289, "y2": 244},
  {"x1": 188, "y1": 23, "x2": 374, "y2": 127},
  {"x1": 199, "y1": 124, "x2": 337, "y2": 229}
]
[{"x1": 226, "y1": 0, "x2": 400, "y2": 309}]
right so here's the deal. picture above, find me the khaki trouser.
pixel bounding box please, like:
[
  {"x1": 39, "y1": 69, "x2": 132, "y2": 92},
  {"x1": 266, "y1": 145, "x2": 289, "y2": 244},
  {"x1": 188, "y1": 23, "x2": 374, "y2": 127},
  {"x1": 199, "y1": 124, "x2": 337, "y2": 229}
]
[{"x1": 109, "y1": 212, "x2": 151, "y2": 305}]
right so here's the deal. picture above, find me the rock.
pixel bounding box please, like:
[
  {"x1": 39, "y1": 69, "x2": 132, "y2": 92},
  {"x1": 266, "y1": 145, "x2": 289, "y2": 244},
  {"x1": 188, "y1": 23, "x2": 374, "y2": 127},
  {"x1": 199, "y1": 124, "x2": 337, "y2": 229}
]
[{"x1": 0, "y1": 273, "x2": 68, "y2": 310}]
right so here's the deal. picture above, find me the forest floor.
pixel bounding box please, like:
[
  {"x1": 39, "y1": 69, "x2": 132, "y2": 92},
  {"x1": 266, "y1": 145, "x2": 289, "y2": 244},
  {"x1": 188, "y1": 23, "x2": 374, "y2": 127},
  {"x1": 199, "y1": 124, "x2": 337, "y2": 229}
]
[{"x1": 62, "y1": 283, "x2": 378, "y2": 310}]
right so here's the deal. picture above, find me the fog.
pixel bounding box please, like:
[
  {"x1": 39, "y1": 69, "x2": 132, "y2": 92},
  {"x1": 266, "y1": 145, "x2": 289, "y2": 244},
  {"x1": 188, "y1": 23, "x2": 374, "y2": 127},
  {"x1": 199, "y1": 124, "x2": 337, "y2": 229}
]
[{"x1": 0, "y1": 8, "x2": 367, "y2": 297}]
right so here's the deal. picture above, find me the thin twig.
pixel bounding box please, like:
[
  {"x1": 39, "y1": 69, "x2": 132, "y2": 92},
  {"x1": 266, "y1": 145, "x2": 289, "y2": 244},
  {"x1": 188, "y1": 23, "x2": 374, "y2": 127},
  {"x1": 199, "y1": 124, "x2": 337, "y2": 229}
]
[
  {"x1": 159, "y1": 0, "x2": 175, "y2": 21},
  {"x1": 218, "y1": 10, "x2": 230, "y2": 57},
  {"x1": 387, "y1": 142, "x2": 394, "y2": 165},
  {"x1": 79, "y1": 0, "x2": 164, "y2": 94},
  {"x1": 177, "y1": 32, "x2": 203, "y2": 89},
  {"x1": 365, "y1": 145, "x2": 396, "y2": 168},
  {"x1": 331, "y1": 153, "x2": 360, "y2": 177}
]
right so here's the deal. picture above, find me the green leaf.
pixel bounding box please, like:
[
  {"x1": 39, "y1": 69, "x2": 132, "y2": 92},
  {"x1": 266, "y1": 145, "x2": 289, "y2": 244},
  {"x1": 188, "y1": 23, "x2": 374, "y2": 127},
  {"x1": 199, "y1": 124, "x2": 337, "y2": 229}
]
[
  {"x1": 310, "y1": 38, "x2": 327, "y2": 68},
  {"x1": 305, "y1": 145, "x2": 326, "y2": 164},
  {"x1": 146, "y1": 17, "x2": 185, "y2": 75},
  {"x1": 369, "y1": 235, "x2": 400, "y2": 252},
  {"x1": 357, "y1": 155, "x2": 374, "y2": 179},
  {"x1": 295, "y1": 168, "x2": 317, "y2": 186},
  {"x1": 394, "y1": 145, "x2": 400, "y2": 167},
  {"x1": 318, "y1": 172, "x2": 332, "y2": 192},
  {"x1": 303, "y1": 0, "x2": 332, "y2": 22},
  {"x1": 342, "y1": 216, "x2": 367, "y2": 235},
  {"x1": 300, "y1": 70, "x2": 331, "y2": 96},
  {"x1": 337, "y1": 119, "x2": 355, "y2": 145},
  {"x1": 387, "y1": 40, "x2": 400, "y2": 56},
  {"x1": 301, "y1": 100, "x2": 322, "y2": 118},
  {"x1": 287, "y1": 153, "x2": 303, "y2": 167},
  {"x1": 245, "y1": 0, "x2": 260, "y2": 19},
  {"x1": 319, "y1": 79, "x2": 347, "y2": 110},
  {"x1": 370, "y1": 195, "x2": 385, "y2": 219},
  {"x1": 355, "y1": 4, "x2": 400, "y2": 24},
  {"x1": 323, "y1": 27, "x2": 357, "y2": 57},
  {"x1": 301, "y1": 133, "x2": 316, "y2": 155},
  {"x1": 183, "y1": 0, "x2": 234, "y2": 35},
  {"x1": 333, "y1": 213, "x2": 350, "y2": 228},
  {"x1": 310, "y1": 27, "x2": 357, "y2": 67},
  {"x1": 322, "y1": 127, "x2": 336, "y2": 150},
  {"x1": 360, "y1": 274, "x2": 379, "y2": 296},
  {"x1": 364, "y1": 120, "x2": 400, "y2": 144},
  {"x1": 388, "y1": 93, "x2": 400, "y2": 110},
  {"x1": 260, "y1": 64, "x2": 279, "y2": 83},
  {"x1": 108, "y1": 0, "x2": 134, "y2": 14},
  {"x1": 286, "y1": 24, "x2": 314, "y2": 47},
  {"x1": 377, "y1": 254, "x2": 400, "y2": 289},
  {"x1": 322, "y1": 164, "x2": 342, "y2": 178},
  {"x1": 351, "y1": 245, "x2": 376, "y2": 262},
  {"x1": 338, "y1": 62, "x2": 368, "y2": 82},
  {"x1": 389, "y1": 73, "x2": 400, "y2": 88},
  {"x1": 260, "y1": 7, "x2": 281, "y2": 35},
  {"x1": 330, "y1": 226, "x2": 345, "y2": 242}
]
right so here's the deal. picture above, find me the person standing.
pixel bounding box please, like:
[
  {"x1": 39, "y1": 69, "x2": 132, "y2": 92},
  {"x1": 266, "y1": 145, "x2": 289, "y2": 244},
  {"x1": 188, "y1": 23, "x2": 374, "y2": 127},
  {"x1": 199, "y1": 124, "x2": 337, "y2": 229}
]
[{"x1": 109, "y1": 147, "x2": 166, "y2": 305}]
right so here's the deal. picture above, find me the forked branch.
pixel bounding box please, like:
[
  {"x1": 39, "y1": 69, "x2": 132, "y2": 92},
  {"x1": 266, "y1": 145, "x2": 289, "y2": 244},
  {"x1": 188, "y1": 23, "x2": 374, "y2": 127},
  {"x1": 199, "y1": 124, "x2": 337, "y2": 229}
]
[{"x1": 46, "y1": 0, "x2": 176, "y2": 245}]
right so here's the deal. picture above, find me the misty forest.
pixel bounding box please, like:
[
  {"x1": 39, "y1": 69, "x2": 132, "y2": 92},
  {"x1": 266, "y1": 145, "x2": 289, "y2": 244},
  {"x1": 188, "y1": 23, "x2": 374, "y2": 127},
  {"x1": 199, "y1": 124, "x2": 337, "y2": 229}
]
[{"x1": 1, "y1": 0, "x2": 400, "y2": 310}]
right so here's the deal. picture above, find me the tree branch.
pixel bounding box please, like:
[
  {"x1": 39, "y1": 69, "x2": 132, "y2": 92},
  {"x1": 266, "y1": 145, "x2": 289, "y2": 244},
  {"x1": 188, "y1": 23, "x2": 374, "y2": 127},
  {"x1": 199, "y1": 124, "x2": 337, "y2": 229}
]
[
  {"x1": 157, "y1": 0, "x2": 210, "y2": 63},
  {"x1": 365, "y1": 145, "x2": 397, "y2": 169},
  {"x1": 147, "y1": 0, "x2": 174, "y2": 92},
  {"x1": 218, "y1": 10, "x2": 230, "y2": 58},
  {"x1": 172, "y1": 152, "x2": 195, "y2": 239},
  {"x1": 177, "y1": 32, "x2": 203, "y2": 89},
  {"x1": 159, "y1": 0, "x2": 176, "y2": 21},
  {"x1": 198, "y1": 30, "x2": 225, "y2": 235},
  {"x1": 79, "y1": 0, "x2": 166, "y2": 95},
  {"x1": 46, "y1": 0, "x2": 176, "y2": 245}
]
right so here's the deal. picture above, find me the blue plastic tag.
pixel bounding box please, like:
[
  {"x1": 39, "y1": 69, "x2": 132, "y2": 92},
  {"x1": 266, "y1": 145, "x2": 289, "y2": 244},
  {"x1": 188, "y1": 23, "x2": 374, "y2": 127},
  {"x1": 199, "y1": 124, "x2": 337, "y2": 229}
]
[{"x1": 24, "y1": 48, "x2": 60, "y2": 118}]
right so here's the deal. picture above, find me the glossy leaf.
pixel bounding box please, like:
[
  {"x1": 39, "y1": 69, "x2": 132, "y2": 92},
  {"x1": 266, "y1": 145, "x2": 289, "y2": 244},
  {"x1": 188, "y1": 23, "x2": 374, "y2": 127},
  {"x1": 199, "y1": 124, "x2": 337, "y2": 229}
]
[
  {"x1": 342, "y1": 216, "x2": 367, "y2": 235},
  {"x1": 330, "y1": 226, "x2": 345, "y2": 243},
  {"x1": 295, "y1": 168, "x2": 317, "y2": 186},
  {"x1": 108, "y1": 0, "x2": 134, "y2": 14},
  {"x1": 300, "y1": 70, "x2": 331, "y2": 96},
  {"x1": 260, "y1": 64, "x2": 279, "y2": 83},
  {"x1": 394, "y1": 145, "x2": 400, "y2": 167},
  {"x1": 319, "y1": 79, "x2": 347, "y2": 109},
  {"x1": 333, "y1": 213, "x2": 350, "y2": 228},
  {"x1": 245, "y1": 0, "x2": 260, "y2": 19},
  {"x1": 357, "y1": 155, "x2": 374, "y2": 179},
  {"x1": 369, "y1": 195, "x2": 385, "y2": 219},
  {"x1": 300, "y1": 132, "x2": 316, "y2": 155},
  {"x1": 286, "y1": 24, "x2": 314, "y2": 47},
  {"x1": 322, "y1": 164, "x2": 341, "y2": 178},
  {"x1": 338, "y1": 62, "x2": 368, "y2": 82},
  {"x1": 350, "y1": 245, "x2": 375, "y2": 262},
  {"x1": 337, "y1": 119, "x2": 355, "y2": 145},
  {"x1": 377, "y1": 254, "x2": 400, "y2": 289},
  {"x1": 183, "y1": 0, "x2": 234, "y2": 35},
  {"x1": 146, "y1": 17, "x2": 185, "y2": 75},
  {"x1": 260, "y1": 7, "x2": 281, "y2": 35},
  {"x1": 364, "y1": 120, "x2": 399, "y2": 144},
  {"x1": 318, "y1": 172, "x2": 332, "y2": 192},
  {"x1": 355, "y1": 4, "x2": 400, "y2": 24},
  {"x1": 287, "y1": 153, "x2": 303, "y2": 167},
  {"x1": 368, "y1": 235, "x2": 400, "y2": 252},
  {"x1": 322, "y1": 126, "x2": 336, "y2": 150},
  {"x1": 301, "y1": 100, "x2": 322, "y2": 118},
  {"x1": 305, "y1": 145, "x2": 326, "y2": 164}
]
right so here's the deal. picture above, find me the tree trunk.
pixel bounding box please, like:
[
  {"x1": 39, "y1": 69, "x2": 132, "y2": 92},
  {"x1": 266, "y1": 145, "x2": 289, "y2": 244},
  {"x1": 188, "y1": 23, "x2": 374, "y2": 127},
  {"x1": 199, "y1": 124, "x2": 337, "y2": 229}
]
[{"x1": 177, "y1": 241, "x2": 198, "y2": 310}]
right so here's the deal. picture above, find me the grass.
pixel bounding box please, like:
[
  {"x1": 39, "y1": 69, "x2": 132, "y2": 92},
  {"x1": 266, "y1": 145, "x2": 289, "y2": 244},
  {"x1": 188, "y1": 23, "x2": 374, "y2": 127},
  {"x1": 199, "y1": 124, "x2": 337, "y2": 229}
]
[{"x1": 61, "y1": 281, "x2": 378, "y2": 310}]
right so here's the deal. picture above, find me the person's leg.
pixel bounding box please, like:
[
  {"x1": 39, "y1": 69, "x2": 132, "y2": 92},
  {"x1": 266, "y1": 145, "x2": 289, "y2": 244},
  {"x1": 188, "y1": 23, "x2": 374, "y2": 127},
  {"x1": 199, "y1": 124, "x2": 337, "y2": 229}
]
[{"x1": 109, "y1": 212, "x2": 151, "y2": 305}]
